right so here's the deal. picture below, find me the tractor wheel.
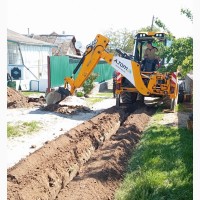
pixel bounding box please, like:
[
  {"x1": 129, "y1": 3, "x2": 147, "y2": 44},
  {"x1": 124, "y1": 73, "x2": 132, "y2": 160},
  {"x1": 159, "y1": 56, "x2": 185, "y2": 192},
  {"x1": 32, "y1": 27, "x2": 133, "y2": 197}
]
[
  {"x1": 121, "y1": 92, "x2": 138, "y2": 104},
  {"x1": 137, "y1": 93, "x2": 145, "y2": 103},
  {"x1": 162, "y1": 96, "x2": 177, "y2": 110}
]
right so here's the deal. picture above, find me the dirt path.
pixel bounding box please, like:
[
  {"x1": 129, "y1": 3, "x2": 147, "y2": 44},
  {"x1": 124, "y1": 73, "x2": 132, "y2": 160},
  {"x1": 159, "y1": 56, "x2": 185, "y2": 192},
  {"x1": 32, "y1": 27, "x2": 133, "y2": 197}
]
[{"x1": 7, "y1": 104, "x2": 155, "y2": 200}]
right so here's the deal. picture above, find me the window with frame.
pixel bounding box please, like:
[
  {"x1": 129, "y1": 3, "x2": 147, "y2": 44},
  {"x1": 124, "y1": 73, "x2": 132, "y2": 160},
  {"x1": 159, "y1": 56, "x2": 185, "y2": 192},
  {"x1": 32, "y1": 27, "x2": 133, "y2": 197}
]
[{"x1": 7, "y1": 42, "x2": 22, "y2": 65}]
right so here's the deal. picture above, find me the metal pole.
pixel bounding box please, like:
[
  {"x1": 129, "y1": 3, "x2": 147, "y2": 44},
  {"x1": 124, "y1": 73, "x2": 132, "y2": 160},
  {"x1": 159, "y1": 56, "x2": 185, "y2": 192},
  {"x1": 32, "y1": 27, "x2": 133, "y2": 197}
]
[{"x1": 151, "y1": 15, "x2": 155, "y2": 31}]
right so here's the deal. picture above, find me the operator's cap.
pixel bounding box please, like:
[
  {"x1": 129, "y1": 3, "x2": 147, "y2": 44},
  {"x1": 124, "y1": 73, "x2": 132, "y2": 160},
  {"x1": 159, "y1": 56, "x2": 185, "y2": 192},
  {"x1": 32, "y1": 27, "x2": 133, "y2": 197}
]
[{"x1": 147, "y1": 41, "x2": 152, "y2": 44}]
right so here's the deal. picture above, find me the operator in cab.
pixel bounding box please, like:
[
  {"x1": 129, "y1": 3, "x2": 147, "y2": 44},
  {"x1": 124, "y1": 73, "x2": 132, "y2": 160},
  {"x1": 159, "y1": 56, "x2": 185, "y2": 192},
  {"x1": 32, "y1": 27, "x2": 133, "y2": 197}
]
[{"x1": 142, "y1": 41, "x2": 159, "y2": 72}]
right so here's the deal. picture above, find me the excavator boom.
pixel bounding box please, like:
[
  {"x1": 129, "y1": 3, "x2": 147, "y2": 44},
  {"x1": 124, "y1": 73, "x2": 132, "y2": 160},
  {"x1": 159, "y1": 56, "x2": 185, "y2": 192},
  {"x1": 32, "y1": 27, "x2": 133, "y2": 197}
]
[
  {"x1": 46, "y1": 34, "x2": 178, "y2": 108},
  {"x1": 64, "y1": 34, "x2": 150, "y2": 96}
]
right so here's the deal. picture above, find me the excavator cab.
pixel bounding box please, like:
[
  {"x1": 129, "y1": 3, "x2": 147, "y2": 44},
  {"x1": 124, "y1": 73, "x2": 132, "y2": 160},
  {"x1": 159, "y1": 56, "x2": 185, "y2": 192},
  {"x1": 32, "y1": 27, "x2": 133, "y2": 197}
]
[{"x1": 132, "y1": 32, "x2": 172, "y2": 65}]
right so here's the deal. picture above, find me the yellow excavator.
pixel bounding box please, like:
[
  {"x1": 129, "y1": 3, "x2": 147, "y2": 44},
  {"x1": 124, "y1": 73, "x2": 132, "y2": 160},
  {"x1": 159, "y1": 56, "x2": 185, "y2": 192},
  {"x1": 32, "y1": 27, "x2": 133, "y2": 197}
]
[{"x1": 46, "y1": 32, "x2": 178, "y2": 110}]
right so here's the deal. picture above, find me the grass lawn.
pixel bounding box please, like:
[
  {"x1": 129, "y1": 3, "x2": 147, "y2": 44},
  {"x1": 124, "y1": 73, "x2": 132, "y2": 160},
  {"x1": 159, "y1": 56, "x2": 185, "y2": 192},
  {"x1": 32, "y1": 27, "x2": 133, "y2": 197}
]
[
  {"x1": 85, "y1": 91, "x2": 113, "y2": 106},
  {"x1": 7, "y1": 121, "x2": 41, "y2": 138},
  {"x1": 22, "y1": 91, "x2": 45, "y2": 97},
  {"x1": 115, "y1": 110, "x2": 193, "y2": 200}
]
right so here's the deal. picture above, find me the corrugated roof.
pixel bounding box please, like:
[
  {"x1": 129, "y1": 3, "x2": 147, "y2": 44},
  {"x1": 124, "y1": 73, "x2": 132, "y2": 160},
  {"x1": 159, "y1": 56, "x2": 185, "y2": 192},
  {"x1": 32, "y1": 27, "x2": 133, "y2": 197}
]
[{"x1": 7, "y1": 29, "x2": 57, "y2": 47}]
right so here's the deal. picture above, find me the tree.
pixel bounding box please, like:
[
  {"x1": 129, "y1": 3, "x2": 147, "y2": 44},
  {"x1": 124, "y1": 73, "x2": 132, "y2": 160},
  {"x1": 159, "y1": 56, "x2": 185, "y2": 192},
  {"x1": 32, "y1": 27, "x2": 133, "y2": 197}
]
[
  {"x1": 158, "y1": 37, "x2": 193, "y2": 76},
  {"x1": 138, "y1": 26, "x2": 160, "y2": 32},
  {"x1": 154, "y1": 9, "x2": 193, "y2": 77},
  {"x1": 181, "y1": 8, "x2": 193, "y2": 22},
  {"x1": 103, "y1": 28, "x2": 134, "y2": 54}
]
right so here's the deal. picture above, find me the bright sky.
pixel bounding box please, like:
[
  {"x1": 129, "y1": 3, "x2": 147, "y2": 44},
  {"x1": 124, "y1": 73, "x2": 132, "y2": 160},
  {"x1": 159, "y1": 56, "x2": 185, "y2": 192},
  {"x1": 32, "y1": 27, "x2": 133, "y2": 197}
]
[{"x1": 7, "y1": 0, "x2": 193, "y2": 46}]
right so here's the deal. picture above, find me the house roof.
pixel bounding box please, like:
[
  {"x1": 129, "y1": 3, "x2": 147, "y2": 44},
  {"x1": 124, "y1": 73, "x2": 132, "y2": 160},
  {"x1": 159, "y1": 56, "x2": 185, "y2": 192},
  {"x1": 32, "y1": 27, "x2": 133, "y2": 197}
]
[
  {"x1": 28, "y1": 32, "x2": 81, "y2": 56},
  {"x1": 7, "y1": 29, "x2": 57, "y2": 47},
  {"x1": 29, "y1": 33, "x2": 76, "y2": 45}
]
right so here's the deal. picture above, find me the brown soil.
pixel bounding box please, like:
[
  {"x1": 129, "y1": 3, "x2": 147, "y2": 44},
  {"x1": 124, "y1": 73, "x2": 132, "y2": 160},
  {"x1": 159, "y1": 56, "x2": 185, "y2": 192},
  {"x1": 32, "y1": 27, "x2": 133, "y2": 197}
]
[
  {"x1": 7, "y1": 105, "x2": 155, "y2": 200},
  {"x1": 7, "y1": 87, "x2": 45, "y2": 108},
  {"x1": 42, "y1": 104, "x2": 91, "y2": 114},
  {"x1": 7, "y1": 87, "x2": 90, "y2": 114}
]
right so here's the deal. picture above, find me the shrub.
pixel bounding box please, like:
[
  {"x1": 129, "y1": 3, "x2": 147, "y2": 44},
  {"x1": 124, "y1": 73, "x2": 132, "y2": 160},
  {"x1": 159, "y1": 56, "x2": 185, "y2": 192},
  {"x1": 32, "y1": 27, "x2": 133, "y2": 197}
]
[{"x1": 83, "y1": 73, "x2": 99, "y2": 95}]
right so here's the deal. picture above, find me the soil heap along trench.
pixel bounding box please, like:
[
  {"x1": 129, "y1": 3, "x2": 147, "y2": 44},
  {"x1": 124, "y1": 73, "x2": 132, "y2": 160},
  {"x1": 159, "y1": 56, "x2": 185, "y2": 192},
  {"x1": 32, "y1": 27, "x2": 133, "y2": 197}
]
[
  {"x1": 7, "y1": 105, "x2": 155, "y2": 200},
  {"x1": 7, "y1": 87, "x2": 46, "y2": 108}
]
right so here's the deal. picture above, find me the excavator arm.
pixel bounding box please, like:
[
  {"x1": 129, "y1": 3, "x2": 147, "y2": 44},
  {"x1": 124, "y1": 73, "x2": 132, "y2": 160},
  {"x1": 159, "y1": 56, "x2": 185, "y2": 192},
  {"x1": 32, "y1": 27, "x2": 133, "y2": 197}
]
[{"x1": 64, "y1": 34, "x2": 150, "y2": 95}]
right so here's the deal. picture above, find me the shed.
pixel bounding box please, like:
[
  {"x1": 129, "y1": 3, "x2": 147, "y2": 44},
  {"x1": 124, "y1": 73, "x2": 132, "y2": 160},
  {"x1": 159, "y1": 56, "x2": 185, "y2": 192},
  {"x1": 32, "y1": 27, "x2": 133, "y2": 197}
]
[
  {"x1": 7, "y1": 29, "x2": 57, "y2": 91},
  {"x1": 185, "y1": 70, "x2": 193, "y2": 101}
]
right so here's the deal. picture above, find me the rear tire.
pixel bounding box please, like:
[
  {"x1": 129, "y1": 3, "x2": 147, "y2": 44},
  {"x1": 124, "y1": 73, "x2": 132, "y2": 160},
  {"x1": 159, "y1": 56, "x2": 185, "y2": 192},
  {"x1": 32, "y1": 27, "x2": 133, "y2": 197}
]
[
  {"x1": 137, "y1": 93, "x2": 145, "y2": 103},
  {"x1": 162, "y1": 96, "x2": 177, "y2": 110},
  {"x1": 162, "y1": 96, "x2": 172, "y2": 109},
  {"x1": 121, "y1": 92, "x2": 138, "y2": 104}
]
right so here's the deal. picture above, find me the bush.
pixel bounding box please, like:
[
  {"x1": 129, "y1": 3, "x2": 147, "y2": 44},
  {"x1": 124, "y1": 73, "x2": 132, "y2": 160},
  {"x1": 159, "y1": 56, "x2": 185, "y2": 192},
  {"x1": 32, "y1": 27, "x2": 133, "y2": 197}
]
[
  {"x1": 76, "y1": 91, "x2": 84, "y2": 97},
  {"x1": 83, "y1": 73, "x2": 99, "y2": 95}
]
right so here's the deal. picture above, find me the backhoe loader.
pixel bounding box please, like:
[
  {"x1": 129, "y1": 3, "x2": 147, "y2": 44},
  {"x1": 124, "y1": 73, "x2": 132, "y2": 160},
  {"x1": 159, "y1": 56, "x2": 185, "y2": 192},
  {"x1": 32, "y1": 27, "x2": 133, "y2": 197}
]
[{"x1": 46, "y1": 33, "x2": 178, "y2": 110}]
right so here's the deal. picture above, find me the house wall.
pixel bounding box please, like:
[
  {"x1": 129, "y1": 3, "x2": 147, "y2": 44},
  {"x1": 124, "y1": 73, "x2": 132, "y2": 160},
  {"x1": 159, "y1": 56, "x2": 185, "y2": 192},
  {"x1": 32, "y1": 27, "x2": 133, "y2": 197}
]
[
  {"x1": 7, "y1": 41, "x2": 53, "y2": 91},
  {"x1": 185, "y1": 74, "x2": 193, "y2": 95}
]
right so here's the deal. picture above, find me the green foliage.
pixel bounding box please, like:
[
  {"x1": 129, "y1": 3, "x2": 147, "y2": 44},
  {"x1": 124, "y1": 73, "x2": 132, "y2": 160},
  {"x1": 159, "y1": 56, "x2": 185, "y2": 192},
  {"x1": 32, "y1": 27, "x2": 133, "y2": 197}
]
[
  {"x1": 76, "y1": 91, "x2": 84, "y2": 97},
  {"x1": 181, "y1": 8, "x2": 193, "y2": 22},
  {"x1": 82, "y1": 73, "x2": 99, "y2": 95},
  {"x1": 159, "y1": 37, "x2": 193, "y2": 76},
  {"x1": 103, "y1": 28, "x2": 134, "y2": 53},
  {"x1": 138, "y1": 25, "x2": 160, "y2": 32},
  {"x1": 154, "y1": 9, "x2": 193, "y2": 77},
  {"x1": 155, "y1": 18, "x2": 171, "y2": 34}
]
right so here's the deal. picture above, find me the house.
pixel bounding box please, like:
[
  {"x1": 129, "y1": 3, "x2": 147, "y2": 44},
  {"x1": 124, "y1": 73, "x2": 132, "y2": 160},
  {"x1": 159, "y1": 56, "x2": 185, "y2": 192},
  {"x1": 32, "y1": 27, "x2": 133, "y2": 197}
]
[
  {"x1": 7, "y1": 29, "x2": 57, "y2": 91},
  {"x1": 26, "y1": 32, "x2": 81, "y2": 56}
]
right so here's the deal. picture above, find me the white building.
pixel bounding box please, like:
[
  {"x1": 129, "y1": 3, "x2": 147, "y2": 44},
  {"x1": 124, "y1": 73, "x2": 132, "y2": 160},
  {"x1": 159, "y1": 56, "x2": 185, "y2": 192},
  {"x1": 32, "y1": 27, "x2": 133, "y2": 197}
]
[{"x1": 7, "y1": 29, "x2": 57, "y2": 92}]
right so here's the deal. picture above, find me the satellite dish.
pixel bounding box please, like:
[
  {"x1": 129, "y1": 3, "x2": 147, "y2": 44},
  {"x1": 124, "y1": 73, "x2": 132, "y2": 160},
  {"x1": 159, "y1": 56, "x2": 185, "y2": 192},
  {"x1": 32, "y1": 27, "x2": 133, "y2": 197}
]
[{"x1": 75, "y1": 41, "x2": 82, "y2": 50}]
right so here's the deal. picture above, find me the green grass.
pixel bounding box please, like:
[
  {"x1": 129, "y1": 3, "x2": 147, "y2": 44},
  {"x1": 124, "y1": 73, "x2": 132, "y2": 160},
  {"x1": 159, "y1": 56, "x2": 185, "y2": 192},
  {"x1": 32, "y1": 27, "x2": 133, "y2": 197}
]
[
  {"x1": 175, "y1": 103, "x2": 193, "y2": 112},
  {"x1": 151, "y1": 107, "x2": 164, "y2": 123},
  {"x1": 7, "y1": 121, "x2": 41, "y2": 138},
  {"x1": 95, "y1": 92, "x2": 113, "y2": 98},
  {"x1": 85, "y1": 91, "x2": 113, "y2": 106},
  {"x1": 22, "y1": 91, "x2": 45, "y2": 97},
  {"x1": 115, "y1": 113, "x2": 193, "y2": 200},
  {"x1": 85, "y1": 97, "x2": 103, "y2": 106}
]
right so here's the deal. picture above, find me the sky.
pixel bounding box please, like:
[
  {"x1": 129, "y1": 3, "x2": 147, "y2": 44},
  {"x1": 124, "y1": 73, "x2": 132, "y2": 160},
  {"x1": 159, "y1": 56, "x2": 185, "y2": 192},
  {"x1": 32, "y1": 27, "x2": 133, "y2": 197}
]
[{"x1": 6, "y1": 0, "x2": 194, "y2": 46}]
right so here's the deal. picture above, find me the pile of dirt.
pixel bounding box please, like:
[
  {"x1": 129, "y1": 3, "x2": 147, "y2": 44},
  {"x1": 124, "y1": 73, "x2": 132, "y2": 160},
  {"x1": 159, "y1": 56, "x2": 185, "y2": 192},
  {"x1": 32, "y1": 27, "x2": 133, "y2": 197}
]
[
  {"x1": 7, "y1": 105, "x2": 155, "y2": 200},
  {"x1": 42, "y1": 104, "x2": 91, "y2": 114},
  {"x1": 7, "y1": 87, "x2": 88, "y2": 114},
  {"x1": 7, "y1": 87, "x2": 46, "y2": 108}
]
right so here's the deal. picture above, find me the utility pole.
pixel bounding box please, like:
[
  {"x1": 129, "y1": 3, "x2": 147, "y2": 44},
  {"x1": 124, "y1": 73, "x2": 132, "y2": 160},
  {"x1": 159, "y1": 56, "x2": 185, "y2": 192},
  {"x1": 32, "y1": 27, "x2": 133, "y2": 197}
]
[{"x1": 151, "y1": 15, "x2": 155, "y2": 31}]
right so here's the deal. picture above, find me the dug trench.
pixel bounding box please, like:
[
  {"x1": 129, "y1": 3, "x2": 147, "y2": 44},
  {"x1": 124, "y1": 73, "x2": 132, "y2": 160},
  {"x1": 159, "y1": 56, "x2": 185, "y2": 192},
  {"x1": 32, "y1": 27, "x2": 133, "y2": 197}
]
[{"x1": 7, "y1": 104, "x2": 156, "y2": 200}]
